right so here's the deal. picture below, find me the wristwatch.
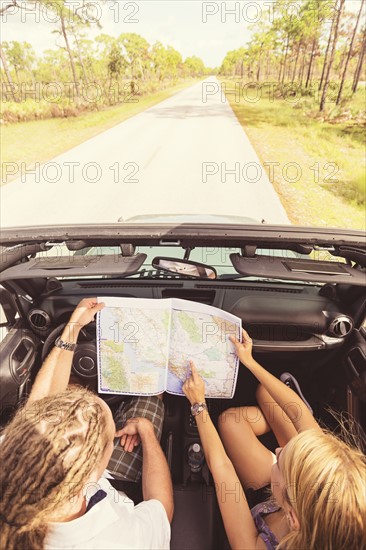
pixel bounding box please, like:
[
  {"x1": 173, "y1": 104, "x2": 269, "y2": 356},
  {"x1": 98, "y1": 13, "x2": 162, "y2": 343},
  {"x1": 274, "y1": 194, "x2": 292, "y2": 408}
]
[
  {"x1": 54, "y1": 336, "x2": 76, "y2": 352},
  {"x1": 191, "y1": 402, "x2": 208, "y2": 417}
]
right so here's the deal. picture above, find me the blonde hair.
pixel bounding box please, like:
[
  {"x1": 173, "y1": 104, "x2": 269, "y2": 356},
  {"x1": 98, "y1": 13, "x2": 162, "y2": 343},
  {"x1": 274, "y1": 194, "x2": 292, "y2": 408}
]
[
  {"x1": 0, "y1": 387, "x2": 110, "y2": 550},
  {"x1": 277, "y1": 428, "x2": 366, "y2": 550}
]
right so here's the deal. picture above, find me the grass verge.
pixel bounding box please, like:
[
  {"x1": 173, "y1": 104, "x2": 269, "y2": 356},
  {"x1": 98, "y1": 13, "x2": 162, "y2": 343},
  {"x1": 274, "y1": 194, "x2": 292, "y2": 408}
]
[{"x1": 222, "y1": 80, "x2": 365, "y2": 230}]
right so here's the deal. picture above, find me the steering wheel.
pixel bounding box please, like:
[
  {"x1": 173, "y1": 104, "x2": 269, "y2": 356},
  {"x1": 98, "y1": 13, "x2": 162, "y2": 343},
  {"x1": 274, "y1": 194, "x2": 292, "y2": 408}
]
[
  {"x1": 42, "y1": 323, "x2": 98, "y2": 389},
  {"x1": 41, "y1": 323, "x2": 120, "y2": 405},
  {"x1": 42, "y1": 322, "x2": 98, "y2": 379}
]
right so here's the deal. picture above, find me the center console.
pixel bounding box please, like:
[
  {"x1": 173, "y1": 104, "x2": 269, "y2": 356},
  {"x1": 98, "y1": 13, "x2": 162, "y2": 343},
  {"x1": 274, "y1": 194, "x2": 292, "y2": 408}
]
[{"x1": 162, "y1": 397, "x2": 228, "y2": 550}]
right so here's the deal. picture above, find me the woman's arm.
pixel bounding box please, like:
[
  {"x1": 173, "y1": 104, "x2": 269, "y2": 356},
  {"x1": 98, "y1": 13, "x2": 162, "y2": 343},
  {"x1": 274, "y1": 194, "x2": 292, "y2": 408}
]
[
  {"x1": 231, "y1": 330, "x2": 320, "y2": 434},
  {"x1": 183, "y1": 363, "x2": 265, "y2": 550}
]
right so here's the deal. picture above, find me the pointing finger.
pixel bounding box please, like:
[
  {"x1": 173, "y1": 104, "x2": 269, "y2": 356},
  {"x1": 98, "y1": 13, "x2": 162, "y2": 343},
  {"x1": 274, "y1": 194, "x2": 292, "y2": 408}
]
[{"x1": 190, "y1": 361, "x2": 198, "y2": 380}]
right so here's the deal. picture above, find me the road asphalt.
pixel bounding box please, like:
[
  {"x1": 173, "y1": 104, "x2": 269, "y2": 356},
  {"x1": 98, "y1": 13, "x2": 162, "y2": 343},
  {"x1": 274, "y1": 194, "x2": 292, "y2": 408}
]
[{"x1": 1, "y1": 77, "x2": 290, "y2": 227}]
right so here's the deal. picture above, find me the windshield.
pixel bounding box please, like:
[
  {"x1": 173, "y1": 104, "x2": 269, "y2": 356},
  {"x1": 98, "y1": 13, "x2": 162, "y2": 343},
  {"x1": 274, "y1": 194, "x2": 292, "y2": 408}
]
[{"x1": 1, "y1": 1, "x2": 365, "y2": 230}]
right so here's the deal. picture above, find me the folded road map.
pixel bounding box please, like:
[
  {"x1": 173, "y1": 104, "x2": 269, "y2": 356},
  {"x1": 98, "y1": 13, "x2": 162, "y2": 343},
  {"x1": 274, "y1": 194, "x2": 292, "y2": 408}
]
[{"x1": 96, "y1": 297, "x2": 242, "y2": 398}]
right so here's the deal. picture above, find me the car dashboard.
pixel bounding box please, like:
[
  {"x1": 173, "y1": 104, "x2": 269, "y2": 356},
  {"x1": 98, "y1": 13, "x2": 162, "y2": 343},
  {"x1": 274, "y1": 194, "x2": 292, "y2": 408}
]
[{"x1": 0, "y1": 225, "x2": 365, "y2": 550}]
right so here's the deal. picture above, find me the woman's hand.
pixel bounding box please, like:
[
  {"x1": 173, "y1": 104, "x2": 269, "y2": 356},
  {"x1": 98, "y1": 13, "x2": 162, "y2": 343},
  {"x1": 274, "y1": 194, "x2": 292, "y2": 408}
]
[
  {"x1": 230, "y1": 329, "x2": 254, "y2": 367},
  {"x1": 183, "y1": 361, "x2": 206, "y2": 405},
  {"x1": 69, "y1": 297, "x2": 105, "y2": 328}
]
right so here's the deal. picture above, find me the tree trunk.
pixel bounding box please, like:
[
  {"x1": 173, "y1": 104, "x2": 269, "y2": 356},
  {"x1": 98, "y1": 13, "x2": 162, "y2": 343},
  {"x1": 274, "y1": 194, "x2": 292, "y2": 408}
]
[
  {"x1": 337, "y1": 0, "x2": 365, "y2": 104},
  {"x1": 60, "y1": 13, "x2": 79, "y2": 98},
  {"x1": 298, "y1": 47, "x2": 307, "y2": 86},
  {"x1": 292, "y1": 42, "x2": 301, "y2": 82},
  {"x1": 281, "y1": 35, "x2": 290, "y2": 83},
  {"x1": 138, "y1": 58, "x2": 145, "y2": 80},
  {"x1": 73, "y1": 33, "x2": 89, "y2": 86},
  {"x1": 14, "y1": 66, "x2": 20, "y2": 85},
  {"x1": 337, "y1": 43, "x2": 348, "y2": 75},
  {"x1": 257, "y1": 56, "x2": 262, "y2": 81},
  {"x1": 287, "y1": 55, "x2": 293, "y2": 81},
  {"x1": 319, "y1": 6, "x2": 337, "y2": 91},
  {"x1": 305, "y1": 38, "x2": 317, "y2": 88},
  {"x1": 0, "y1": 44, "x2": 18, "y2": 102},
  {"x1": 278, "y1": 58, "x2": 283, "y2": 82},
  {"x1": 309, "y1": 53, "x2": 316, "y2": 86},
  {"x1": 257, "y1": 44, "x2": 263, "y2": 82},
  {"x1": 353, "y1": 29, "x2": 366, "y2": 93},
  {"x1": 320, "y1": 0, "x2": 345, "y2": 112},
  {"x1": 266, "y1": 50, "x2": 271, "y2": 79}
]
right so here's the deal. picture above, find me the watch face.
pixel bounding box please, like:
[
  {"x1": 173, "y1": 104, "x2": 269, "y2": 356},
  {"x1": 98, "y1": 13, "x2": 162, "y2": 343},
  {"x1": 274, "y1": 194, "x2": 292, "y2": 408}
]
[{"x1": 191, "y1": 403, "x2": 206, "y2": 416}]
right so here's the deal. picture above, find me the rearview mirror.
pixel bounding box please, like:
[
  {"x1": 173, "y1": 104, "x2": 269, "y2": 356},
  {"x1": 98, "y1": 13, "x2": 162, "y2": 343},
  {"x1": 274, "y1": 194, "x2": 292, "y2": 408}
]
[{"x1": 152, "y1": 257, "x2": 217, "y2": 279}]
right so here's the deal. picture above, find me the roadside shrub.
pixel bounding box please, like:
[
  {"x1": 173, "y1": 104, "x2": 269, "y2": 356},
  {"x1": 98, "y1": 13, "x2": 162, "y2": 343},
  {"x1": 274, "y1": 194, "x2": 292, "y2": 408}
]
[
  {"x1": 0, "y1": 78, "x2": 189, "y2": 123},
  {"x1": 322, "y1": 168, "x2": 366, "y2": 206},
  {"x1": 293, "y1": 98, "x2": 315, "y2": 110},
  {"x1": 350, "y1": 170, "x2": 366, "y2": 205},
  {"x1": 0, "y1": 99, "x2": 51, "y2": 122}
]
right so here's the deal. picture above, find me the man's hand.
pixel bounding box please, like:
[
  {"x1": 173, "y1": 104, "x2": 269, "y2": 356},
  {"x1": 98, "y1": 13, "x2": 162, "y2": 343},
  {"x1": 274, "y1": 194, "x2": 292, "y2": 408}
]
[
  {"x1": 115, "y1": 417, "x2": 153, "y2": 452},
  {"x1": 69, "y1": 298, "x2": 105, "y2": 328},
  {"x1": 230, "y1": 329, "x2": 253, "y2": 367},
  {"x1": 183, "y1": 361, "x2": 206, "y2": 405}
]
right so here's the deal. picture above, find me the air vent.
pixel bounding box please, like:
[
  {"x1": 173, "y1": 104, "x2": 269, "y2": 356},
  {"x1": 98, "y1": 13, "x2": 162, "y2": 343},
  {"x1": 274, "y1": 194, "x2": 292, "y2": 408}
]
[
  {"x1": 78, "y1": 282, "x2": 183, "y2": 289},
  {"x1": 197, "y1": 284, "x2": 302, "y2": 293},
  {"x1": 328, "y1": 316, "x2": 353, "y2": 338},
  {"x1": 28, "y1": 309, "x2": 51, "y2": 331}
]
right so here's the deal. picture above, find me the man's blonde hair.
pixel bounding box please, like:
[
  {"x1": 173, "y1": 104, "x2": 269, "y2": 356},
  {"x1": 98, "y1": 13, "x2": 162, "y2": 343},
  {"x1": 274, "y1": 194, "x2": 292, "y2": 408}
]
[{"x1": 278, "y1": 428, "x2": 366, "y2": 550}]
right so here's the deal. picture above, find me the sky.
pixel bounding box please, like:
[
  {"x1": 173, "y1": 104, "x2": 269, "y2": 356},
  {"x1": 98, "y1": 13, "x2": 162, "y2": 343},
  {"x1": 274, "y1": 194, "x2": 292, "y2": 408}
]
[{"x1": 1, "y1": 0, "x2": 363, "y2": 68}]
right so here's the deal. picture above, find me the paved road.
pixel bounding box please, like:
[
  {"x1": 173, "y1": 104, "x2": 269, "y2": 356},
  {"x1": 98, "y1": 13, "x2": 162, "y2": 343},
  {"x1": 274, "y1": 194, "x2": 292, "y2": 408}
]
[{"x1": 1, "y1": 77, "x2": 289, "y2": 227}]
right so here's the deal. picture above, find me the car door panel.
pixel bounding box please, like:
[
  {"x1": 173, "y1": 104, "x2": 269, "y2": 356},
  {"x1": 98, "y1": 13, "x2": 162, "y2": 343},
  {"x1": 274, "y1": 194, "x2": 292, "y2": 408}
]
[
  {"x1": 343, "y1": 329, "x2": 366, "y2": 403},
  {"x1": 0, "y1": 324, "x2": 39, "y2": 423}
]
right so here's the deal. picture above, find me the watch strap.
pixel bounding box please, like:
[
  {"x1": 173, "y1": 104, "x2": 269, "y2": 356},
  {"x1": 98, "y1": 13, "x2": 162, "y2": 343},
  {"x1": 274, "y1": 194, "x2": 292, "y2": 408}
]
[{"x1": 55, "y1": 336, "x2": 76, "y2": 352}]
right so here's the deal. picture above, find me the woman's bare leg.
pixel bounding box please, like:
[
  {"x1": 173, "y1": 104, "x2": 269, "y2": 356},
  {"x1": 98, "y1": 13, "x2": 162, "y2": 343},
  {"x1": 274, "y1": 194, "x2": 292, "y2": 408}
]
[
  {"x1": 218, "y1": 384, "x2": 298, "y2": 490},
  {"x1": 256, "y1": 384, "x2": 297, "y2": 448},
  {"x1": 218, "y1": 405, "x2": 275, "y2": 490}
]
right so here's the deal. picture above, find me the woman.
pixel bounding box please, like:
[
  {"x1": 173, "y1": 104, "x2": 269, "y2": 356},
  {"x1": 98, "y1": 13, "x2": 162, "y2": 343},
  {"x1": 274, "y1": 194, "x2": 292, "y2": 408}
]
[{"x1": 183, "y1": 330, "x2": 366, "y2": 549}]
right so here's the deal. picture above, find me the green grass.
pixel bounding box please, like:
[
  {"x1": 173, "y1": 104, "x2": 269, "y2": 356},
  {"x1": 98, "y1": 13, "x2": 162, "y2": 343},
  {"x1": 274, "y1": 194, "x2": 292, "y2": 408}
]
[
  {"x1": 221, "y1": 79, "x2": 365, "y2": 230},
  {"x1": 1, "y1": 80, "x2": 196, "y2": 185}
]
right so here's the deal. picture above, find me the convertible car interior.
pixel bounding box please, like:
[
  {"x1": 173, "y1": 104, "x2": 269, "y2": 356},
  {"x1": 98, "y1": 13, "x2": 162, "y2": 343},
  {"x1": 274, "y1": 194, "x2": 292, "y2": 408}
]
[{"x1": 1, "y1": 223, "x2": 365, "y2": 549}]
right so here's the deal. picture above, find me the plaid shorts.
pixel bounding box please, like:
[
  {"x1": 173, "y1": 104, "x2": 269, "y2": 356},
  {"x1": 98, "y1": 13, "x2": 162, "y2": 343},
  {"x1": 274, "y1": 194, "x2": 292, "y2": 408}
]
[{"x1": 107, "y1": 396, "x2": 164, "y2": 482}]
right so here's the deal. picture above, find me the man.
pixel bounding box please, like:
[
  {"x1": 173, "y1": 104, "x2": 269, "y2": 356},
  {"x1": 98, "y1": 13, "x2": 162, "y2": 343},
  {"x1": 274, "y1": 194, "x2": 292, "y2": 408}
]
[{"x1": 0, "y1": 298, "x2": 173, "y2": 550}]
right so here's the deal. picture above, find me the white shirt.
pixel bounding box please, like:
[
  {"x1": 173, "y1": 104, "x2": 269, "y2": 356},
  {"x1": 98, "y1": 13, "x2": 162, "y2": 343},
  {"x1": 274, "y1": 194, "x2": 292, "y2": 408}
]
[{"x1": 44, "y1": 477, "x2": 171, "y2": 550}]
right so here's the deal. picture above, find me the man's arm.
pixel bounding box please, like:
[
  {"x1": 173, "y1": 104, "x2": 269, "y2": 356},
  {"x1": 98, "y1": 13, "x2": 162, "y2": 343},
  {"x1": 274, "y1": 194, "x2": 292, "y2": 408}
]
[
  {"x1": 27, "y1": 298, "x2": 104, "y2": 404},
  {"x1": 117, "y1": 418, "x2": 174, "y2": 522}
]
